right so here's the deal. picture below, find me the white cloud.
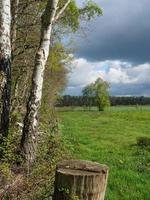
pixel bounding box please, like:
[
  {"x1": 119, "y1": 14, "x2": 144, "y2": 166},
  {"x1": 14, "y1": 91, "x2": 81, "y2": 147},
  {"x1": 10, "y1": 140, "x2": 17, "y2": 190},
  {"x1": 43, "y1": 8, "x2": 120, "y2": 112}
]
[
  {"x1": 126, "y1": 63, "x2": 150, "y2": 84},
  {"x1": 65, "y1": 57, "x2": 150, "y2": 96},
  {"x1": 68, "y1": 58, "x2": 105, "y2": 87}
]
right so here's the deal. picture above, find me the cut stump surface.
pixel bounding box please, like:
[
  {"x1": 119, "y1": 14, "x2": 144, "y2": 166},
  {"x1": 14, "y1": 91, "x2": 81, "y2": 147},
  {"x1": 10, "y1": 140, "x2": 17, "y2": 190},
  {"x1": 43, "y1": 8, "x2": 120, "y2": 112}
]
[{"x1": 53, "y1": 160, "x2": 109, "y2": 200}]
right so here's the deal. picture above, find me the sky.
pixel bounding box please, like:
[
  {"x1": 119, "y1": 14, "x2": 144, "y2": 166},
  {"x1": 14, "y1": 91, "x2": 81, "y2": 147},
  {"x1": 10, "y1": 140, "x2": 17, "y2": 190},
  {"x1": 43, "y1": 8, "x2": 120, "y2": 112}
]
[{"x1": 65, "y1": 0, "x2": 150, "y2": 96}]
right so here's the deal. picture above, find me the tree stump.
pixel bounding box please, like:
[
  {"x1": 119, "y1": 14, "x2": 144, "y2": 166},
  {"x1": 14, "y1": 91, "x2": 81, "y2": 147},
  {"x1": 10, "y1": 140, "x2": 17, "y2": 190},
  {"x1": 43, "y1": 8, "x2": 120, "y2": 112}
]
[{"x1": 53, "y1": 160, "x2": 109, "y2": 200}]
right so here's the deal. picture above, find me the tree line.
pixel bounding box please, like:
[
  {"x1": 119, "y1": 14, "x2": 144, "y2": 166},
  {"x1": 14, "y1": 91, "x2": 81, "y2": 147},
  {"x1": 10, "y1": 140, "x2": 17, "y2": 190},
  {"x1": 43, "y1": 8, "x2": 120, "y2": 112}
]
[
  {"x1": 57, "y1": 78, "x2": 150, "y2": 108},
  {"x1": 57, "y1": 95, "x2": 150, "y2": 107}
]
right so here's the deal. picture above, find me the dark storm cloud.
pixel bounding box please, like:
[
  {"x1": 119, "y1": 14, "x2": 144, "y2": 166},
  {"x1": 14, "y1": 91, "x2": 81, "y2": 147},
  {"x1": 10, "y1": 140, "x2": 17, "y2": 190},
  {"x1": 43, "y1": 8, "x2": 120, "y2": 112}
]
[
  {"x1": 65, "y1": 83, "x2": 150, "y2": 96},
  {"x1": 111, "y1": 83, "x2": 150, "y2": 97},
  {"x1": 76, "y1": 0, "x2": 150, "y2": 64}
]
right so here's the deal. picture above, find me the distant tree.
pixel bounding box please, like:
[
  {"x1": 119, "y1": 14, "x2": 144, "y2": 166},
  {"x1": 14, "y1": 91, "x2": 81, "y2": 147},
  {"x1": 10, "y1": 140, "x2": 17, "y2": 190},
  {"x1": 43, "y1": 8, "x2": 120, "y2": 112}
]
[
  {"x1": 82, "y1": 78, "x2": 110, "y2": 111},
  {"x1": 94, "y1": 78, "x2": 110, "y2": 111},
  {"x1": 82, "y1": 83, "x2": 95, "y2": 110}
]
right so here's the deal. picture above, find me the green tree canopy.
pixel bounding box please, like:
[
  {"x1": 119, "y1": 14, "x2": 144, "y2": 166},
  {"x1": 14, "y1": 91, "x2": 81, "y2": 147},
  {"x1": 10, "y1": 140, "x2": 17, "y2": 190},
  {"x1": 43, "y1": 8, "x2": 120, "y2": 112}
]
[{"x1": 82, "y1": 77, "x2": 110, "y2": 111}]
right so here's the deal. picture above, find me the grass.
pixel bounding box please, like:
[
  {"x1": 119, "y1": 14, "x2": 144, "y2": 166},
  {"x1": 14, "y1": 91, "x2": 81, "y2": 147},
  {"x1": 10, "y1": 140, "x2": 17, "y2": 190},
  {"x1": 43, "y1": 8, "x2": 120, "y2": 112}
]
[{"x1": 59, "y1": 106, "x2": 150, "y2": 200}]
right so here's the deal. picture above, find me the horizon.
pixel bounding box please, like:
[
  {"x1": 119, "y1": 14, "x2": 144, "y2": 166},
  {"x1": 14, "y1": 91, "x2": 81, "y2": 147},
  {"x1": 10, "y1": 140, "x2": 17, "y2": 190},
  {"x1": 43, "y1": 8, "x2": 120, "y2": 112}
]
[{"x1": 65, "y1": 0, "x2": 150, "y2": 97}]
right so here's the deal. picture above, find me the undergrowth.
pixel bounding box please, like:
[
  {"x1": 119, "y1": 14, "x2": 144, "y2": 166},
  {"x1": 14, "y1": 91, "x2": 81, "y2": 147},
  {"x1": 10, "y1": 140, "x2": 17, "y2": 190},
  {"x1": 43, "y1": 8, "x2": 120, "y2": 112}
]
[{"x1": 0, "y1": 110, "x2": 70, "y2": 200}]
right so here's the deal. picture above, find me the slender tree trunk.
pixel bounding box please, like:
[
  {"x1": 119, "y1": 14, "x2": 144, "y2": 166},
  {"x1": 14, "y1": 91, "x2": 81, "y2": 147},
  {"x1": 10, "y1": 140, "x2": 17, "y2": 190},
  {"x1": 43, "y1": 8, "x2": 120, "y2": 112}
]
[
  {"x1": 10, "y1": 0, "x2": 19, "y2": 113},
  {"x1": 0, "y1": 0, "x2": 12, "y2": 137},
  {"x1": 21, "y1": 0, "x2": 59, "y2": 164}
]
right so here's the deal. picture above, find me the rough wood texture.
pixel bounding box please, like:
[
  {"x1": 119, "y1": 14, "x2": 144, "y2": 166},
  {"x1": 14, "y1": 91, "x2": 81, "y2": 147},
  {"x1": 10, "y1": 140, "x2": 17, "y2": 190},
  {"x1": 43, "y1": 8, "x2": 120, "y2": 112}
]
[{"x1": 53, "y1": 160, "x2": 109, "y2": 200}]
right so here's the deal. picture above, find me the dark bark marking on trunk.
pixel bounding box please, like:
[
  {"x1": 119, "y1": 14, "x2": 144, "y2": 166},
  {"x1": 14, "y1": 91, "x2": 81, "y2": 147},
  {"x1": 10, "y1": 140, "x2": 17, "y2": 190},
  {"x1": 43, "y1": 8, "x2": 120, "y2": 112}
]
[{"x1": 0, "y1": 57, "x2": 11, "y2": 137}]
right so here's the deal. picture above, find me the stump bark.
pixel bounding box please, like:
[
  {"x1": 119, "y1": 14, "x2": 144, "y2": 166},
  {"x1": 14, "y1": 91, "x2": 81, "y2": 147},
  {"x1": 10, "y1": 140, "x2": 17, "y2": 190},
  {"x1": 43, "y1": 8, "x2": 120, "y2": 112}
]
[{"x1": 53, "y1": 160, "x2": 109, "y2": 200}]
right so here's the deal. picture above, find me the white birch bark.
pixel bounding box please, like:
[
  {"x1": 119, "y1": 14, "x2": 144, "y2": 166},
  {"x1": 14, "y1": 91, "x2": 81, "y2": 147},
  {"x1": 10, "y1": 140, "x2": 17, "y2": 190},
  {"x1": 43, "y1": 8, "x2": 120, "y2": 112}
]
[
  {"x1": 0, "y1": 0, "x2": 11, "y2": 136},
  {"x1": 21, "y1": 0, "x2": 72, "y2": 164},
  {"x1": 54, "y1": 0, "x2": 71, "y2": 22},
  {"x1": 21, "y1": 0, "x2": 59, "y2": 164}
]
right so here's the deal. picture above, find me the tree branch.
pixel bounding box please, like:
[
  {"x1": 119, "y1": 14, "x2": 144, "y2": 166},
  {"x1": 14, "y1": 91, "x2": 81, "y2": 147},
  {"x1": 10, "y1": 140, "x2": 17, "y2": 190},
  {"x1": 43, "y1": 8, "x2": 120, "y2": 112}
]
[{"x1": 54, "y1": 0, "x2": 71, "y2": 22}]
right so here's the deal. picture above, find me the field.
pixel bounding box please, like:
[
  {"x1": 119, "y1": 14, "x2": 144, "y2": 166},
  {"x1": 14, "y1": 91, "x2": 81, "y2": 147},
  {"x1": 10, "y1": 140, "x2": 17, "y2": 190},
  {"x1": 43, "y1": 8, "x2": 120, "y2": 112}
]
[{"x1": 59, "y1": 106, "x2": 150, "y2": 200}]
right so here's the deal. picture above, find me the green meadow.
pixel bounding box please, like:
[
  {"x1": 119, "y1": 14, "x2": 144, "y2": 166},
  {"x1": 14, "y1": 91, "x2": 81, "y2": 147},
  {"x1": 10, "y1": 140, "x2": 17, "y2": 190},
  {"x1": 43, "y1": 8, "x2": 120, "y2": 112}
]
[{"x1": 59, "y1": 106, "x2": 150, "y2": 200}]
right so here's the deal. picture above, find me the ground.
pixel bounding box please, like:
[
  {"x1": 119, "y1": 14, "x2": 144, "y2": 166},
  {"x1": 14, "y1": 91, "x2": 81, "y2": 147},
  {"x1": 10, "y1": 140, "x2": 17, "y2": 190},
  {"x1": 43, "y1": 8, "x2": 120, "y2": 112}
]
[{"x1": 59, "y1": 106, "x2": 150, "y2": 200}]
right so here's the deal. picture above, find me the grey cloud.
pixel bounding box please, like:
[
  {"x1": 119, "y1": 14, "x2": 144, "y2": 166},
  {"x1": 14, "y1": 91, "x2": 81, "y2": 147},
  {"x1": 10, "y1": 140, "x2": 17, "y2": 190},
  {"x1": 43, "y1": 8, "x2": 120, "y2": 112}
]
[
  {"x1": 65, "y1": 83, "x2": 150, "y2": 97},
  {"x1": 111, "y1": 83, "x2": 150, "y2": 96},
  {"x1": 65, "y1": 58, "x2": 150, "y2": 96},
  {"x1": 76, "y1": 0, "x2": 150, "y2": 64},
  {"x1": 65, "y1": 86, "x2": 83, "y2": 96}
]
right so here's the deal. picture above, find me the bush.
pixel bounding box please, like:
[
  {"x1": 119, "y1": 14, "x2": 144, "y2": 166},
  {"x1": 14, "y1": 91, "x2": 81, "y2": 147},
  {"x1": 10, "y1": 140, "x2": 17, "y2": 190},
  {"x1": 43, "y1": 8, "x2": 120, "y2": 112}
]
[
  {"x1": 137, "y1": 137, "x2": 150, "y2": 147},
  {"x1": 0, "y1": 108, "x2": 70, "y2": 199}
]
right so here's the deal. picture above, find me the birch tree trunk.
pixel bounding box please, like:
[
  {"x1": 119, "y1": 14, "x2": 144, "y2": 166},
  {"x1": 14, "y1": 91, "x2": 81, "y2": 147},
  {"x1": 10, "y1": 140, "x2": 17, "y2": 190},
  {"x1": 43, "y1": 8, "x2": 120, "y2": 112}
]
[
  {"x1": 0, "y1": 0, "x2": 11, "y2": 137},
  {"x1": 21, "y1": 0, "x2": 59, "y2": 164}
]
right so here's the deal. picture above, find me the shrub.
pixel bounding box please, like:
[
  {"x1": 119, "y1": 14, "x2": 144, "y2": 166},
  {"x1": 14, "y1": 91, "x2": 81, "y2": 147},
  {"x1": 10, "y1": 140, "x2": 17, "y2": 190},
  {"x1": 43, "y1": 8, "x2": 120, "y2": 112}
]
[{"x1": 137, "y1": 137, "x2": 150, "y2": 147}]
